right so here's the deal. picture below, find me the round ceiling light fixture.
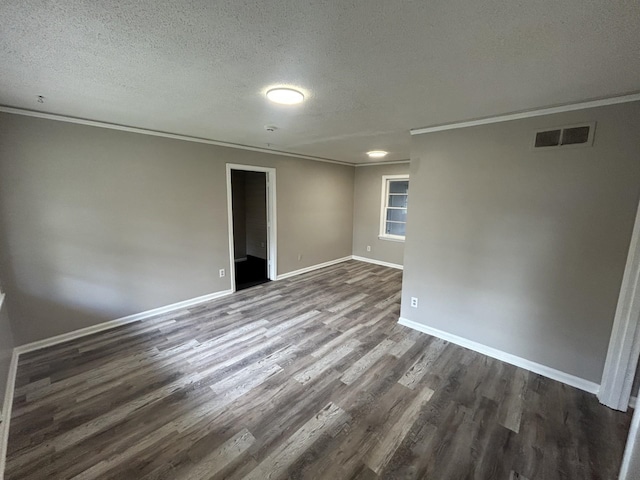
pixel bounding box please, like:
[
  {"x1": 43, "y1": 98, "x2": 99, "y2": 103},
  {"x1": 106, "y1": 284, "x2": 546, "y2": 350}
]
[
  {"x1": 266, "y1": 87, "x2": 305, "y2": 105},
  {"x1": 366, "y1": 150, "x2": 388, "y2": 159}
]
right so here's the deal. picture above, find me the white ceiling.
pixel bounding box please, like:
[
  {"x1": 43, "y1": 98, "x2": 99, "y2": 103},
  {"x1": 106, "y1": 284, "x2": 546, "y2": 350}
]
[{"x1": 1, "y1": 1, "x2": 638, "y2": 164}]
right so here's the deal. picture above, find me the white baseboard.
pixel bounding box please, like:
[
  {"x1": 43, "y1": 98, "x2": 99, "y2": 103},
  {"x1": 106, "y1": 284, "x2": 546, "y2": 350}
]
[
  {"x1": 276, "y1": 256, "x2": 352, "y2": 281},
  {"x1": 398, "y1": 317, "x2": 600, "y2": 395},
  {"x1": 0, "y1": 348, "x2": 19, "y2": 479},
  {"x1": 351, "y1": 255, "x2": 403, "y2": 270},
  {"x1": 1, "y1": 288, "x2": 235, "y2": 475},
  {"x1": 0, "y1": 289, "x2": 233, "y2": 473},
  {"x1": 16, "y1": 289, "x2": 234, "y2": 355}
]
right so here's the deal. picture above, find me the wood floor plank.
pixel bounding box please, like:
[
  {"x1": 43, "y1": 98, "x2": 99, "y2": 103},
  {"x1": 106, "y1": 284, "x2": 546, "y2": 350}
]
[
  {"x1": 364, "y1": 385, "x2": 434, "y2": 474},
  {"x1": 340, "y1": 338, "x2": 396, "y2": 385},
  {"x1": 181, "y1": 428, "x2": 255, "y2": 480},
  {"x1": 398, "y1": 337, "x2": 448, "y2": 390},
  {"x1": 244, "y1": 402, "x2": 348, "y2": 480},
  {"x1": 5, "y1": 260, "x2": 631, "y2": 480},
  {"x1": 499, "y1": 367, "x2": 529, "y2": 433},
  {"x1": 294, "y1": 339, "x2": 359, "y2": 385}
]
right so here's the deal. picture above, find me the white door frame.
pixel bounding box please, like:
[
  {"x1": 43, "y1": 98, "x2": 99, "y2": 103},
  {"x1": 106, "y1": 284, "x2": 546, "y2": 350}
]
[
  {"x1": 619, "y1": 404, "x2": 640, "y2": 479},
  {"x1": 226, "y1": 164, "x2": 277, "y2": 291},
  {"x1": 599, "y1": 199, "x2": 640, "y2": 411}
]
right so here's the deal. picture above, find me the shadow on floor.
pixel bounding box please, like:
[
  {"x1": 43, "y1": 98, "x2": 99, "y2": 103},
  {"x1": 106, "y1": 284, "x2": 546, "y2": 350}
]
[{"x1": 235, "y1": 255, "x2": 270, "y2": 291}]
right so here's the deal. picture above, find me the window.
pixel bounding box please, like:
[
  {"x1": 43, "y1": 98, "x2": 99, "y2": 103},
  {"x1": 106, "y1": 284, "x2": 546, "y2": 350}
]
[{"x1": 380, "y1": 175, "x2": 409, "y2": 241}]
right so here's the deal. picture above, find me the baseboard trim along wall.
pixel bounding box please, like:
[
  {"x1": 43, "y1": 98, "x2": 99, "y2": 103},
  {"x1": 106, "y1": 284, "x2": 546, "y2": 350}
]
[
  {"x1": 398, "y1": 317, "x2": 601, "y2": 395},
  {"x1": 0, "y1": 287, "x2": 234, "y2": 477},
  {"x1": 16, "y1": 289, "x2": 234, "y2": 355},
  {"x1": 275, "y1": 256, "x2": 353, "y2": 281},
  {"x1": 351, "y1": 255, "x2": 403, "y2": 270},
  {"x1": 0, "y1": 349, "x2": 19, "y2": 479}
]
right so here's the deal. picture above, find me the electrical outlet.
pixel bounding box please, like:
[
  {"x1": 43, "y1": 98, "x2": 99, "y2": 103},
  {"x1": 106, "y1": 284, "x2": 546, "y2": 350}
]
[
  {"x1": 261, "y1": 242, "x2": 265, "y2": 248},
  {"x1": 410, "y1": 297, "x2": 418, "y2": 308},
  {"x1": 219, "y1": 269, "x2": 225, "y2": 278},
  {"x1": 366, "y1": 245, "x2": 371, "y2": 252},
  {"x1": 297, "y1": 253, "x2": 302, "y2": 261}
]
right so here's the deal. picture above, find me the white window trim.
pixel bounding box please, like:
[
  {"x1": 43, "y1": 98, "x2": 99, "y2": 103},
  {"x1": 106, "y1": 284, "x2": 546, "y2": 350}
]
[{"x1": 379, "y1": 174, "x2": 409, "y2": 242}]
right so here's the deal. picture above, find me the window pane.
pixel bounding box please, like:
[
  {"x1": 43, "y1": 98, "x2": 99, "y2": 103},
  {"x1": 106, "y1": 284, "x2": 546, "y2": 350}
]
[
  {"x1": 386, "y1": 208, "x2": 406, "y2": 222},
  {"x1": 388, "y1": 194, "x2": 407, "y2": 208},
  {"x1": 389, "y1": 180, "x2": 409, "y2": 194},
  {"x1": 386, "y1": 222, "x2": 406, "y2": 236}
]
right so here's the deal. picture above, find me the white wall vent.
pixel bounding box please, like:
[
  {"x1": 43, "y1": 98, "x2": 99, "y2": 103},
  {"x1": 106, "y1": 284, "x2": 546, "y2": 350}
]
[{"x1": 533, "y1": 122, "x2": 596, "y2": 150}]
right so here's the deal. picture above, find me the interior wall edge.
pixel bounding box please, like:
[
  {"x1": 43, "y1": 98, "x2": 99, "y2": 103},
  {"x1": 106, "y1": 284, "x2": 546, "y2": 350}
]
[
  {"x1": 0, "y1": 348, "x2": 19, "y2": 480},
  {"x1": 0, "y1": 106, "x2": 355, "y2": 168},
  {"x1": 275, "y1": 256, "x2": 352, "y2": 281},
  {"x1": 355, "y1": 160, "x2": 411, "y2": 167},
  {"x1": 11, "y1": 255, "x2": 359, "y2": 356},
  {"x1": 351, "y1": 255, "x2": 403, "y2": 270},
  {"x1": 398, "y1": 316, "x2": 602, "y2": 396},
  {"x1": 410, "y1": 92, "x2": 640, "y2": 135},
  {"x1": 15, "y1": 288, "x2": 233, "y2": 355}
]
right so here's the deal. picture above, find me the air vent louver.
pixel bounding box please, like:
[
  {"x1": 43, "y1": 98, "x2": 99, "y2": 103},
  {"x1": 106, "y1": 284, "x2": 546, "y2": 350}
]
[
  {"x1": 561, "y1": 126, "x2": 590, "y2": 145},
  {"x1": 533, "y1": 123, "x2": 595, "y2": 150},
  {"x1": 535, "y1": 130, "x2": 561, "y2": 147}
]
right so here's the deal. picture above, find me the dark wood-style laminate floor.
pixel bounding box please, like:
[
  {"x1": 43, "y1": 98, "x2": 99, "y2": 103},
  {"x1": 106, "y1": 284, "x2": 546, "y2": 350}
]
[{"x1": 5, "y1": 261, "x2": 631, "y2": 479}]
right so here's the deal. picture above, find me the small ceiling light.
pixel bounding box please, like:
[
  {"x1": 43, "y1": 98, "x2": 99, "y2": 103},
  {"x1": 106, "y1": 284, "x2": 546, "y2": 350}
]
[
  {"x1": 367, "y1": 150, "x2": 388, "y2": 158},
  {"x1": 266, "y1": 88, "x2": 304, "y2": 105}
]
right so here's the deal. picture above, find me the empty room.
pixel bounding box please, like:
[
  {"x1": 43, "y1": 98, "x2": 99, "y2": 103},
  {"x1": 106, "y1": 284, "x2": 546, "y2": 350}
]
[{"x1": 1, "y1": 1, "x2": 640, "y2": 479}]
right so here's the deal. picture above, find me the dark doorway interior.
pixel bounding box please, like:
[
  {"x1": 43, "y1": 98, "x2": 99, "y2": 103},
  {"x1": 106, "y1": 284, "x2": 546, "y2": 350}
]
[
  {"x1": 235, "y1": 255, "x2": 268, "y2": 290},
  {"x1": 231, "y1": 170, "x2": 269, "y2": 291}
]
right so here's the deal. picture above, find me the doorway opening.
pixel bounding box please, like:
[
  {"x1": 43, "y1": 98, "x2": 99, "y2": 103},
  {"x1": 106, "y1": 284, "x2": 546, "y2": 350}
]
[{"x1": 226, "y1": 164, "x2": 277, "y2": 292}]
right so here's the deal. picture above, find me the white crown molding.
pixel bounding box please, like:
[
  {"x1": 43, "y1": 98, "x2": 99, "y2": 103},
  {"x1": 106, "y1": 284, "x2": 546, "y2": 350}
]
[
  {"x1": 275, "y1": 256, "x2": 352, "y2": 281},
  {"x1": 0, "y1": 106, "x2": 354, "y2": 167},
  {"x1": 398, "y1": 317, "x2": 600, "y2": 395},
  {"x1": 410, "y1": 93, "x2": 640, "y2": 136},
  {"x1": 352, "y1": 255, "x2": 403, "y2": 270},
  {"x1": 355, "y1": 160, "x2": 411, "y2": 168}
]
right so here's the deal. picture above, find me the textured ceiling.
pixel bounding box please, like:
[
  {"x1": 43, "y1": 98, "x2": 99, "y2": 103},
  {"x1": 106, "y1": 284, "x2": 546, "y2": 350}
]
[{"x1": 1, "y1": 1, "x2": 639, "y2": 164}]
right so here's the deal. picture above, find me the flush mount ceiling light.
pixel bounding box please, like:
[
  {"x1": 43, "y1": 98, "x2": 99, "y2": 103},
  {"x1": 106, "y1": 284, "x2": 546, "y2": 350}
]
[
  {"x1": 366, "y1": 150, "x2": 388, "y2": 158},
  {"x1": 266, "y1": 87, "x2": 305, "y2": 105}
]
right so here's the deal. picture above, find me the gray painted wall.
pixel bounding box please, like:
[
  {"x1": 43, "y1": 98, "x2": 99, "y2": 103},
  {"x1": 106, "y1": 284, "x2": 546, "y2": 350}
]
[
  {"x1": 352, "y1": 163, "x2": 410, "y2": 266},
  {"x1": 0, "y1": 294, "x2": 15, "y2": 409},
  {"x1": 244, "y1": 172, "x2": 267, "y2": 260},
  {"x1": 231, "y1": 171, "x2": 247, "y2": 260},
  {"x1": 402, "y1": 102, "x2": 640, "y2": 384},
  {"x1": 0, "y1": 113, "x2": 354, "y2": 345},
  {"x1": 230, "y1": 170, "x2": 267, "y2": 260}
]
